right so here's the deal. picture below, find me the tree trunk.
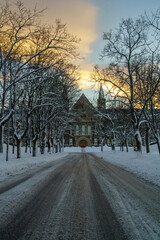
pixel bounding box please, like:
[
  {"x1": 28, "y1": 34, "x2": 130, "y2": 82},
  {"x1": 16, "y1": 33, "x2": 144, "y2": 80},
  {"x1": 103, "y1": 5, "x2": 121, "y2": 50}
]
[
  {"x1": 57, "y1": 142, "x2": 60, "y2": 153},
  {"x1": 121, "y1": 143, "x2": 124, "y2": 152},
  {"x1": 40, "y1": 132, "x2": 45, "y2": 154},
  {"x1": 25, "y1": 140, "x2": 28, "y2": 153},
  {"x1": 145, "y1": 127, "x2": 150, "y2": 153},
  {"x1": 111, "y1": 133, "x2": 115, "y2": 151},
  {"x1": 111, "y1": 144, "x2": 115, "y2": 151},
  {"x1": 157, "y1": 141, "x2": 160, "y2": 155},
  {"x1": 135, "y1": 129, "x2": 142, "y2": 153},
  {"x1": 52, "y1": 137, "x2": 55, "y2": 154},
  {"x1": 47, "y1": 126, "x2": 51, "y2": 153},
  {"x1": 29, "y1": 140, "x2": 31, "y2": 154},
  {"x1": 59, "y1": 144, "x2": 61, "y2": 152},
  {"x1": 101, "y1": 141, "x2": 103, "y2": 152},
  {"x1": 6, "y1": 138, "x2": 9, "y2": 161},
  {"x1": 55, "y1": 143, "x2": 58, "y2": 153},
  {"x1": 47, "y1": 139, "x2": 51, "y2": 153},
  {"x1": 155, "y1": 136, "x2": 160, "y2": 155},
  {"x1": 32, "y1": 140, "x2": 37, "y2": 157},
  {"x1": 12, "y1": 138, "x2": 15, "y2": 154},
  {"x1": 58, "y1": 140, "x2": 61, "y2": 153},
  {"x1": 40, "y1": 145, "x2": 45, "y2": 154},
  {"x1": 125, "y1": 139, "x2": 129, "y2": 152},
  {"x1": 111, "y1": 131, "x2": 115, "y2": 151},
  {"x1": 0, "y1": 126, "x2": 4, "y2": 153},
  {"x1": 16, "y1": 139, "x2": 21, "y2": 159},
  {"x1": 62, "y1": 137, "x2": 64, "y2": 152}
]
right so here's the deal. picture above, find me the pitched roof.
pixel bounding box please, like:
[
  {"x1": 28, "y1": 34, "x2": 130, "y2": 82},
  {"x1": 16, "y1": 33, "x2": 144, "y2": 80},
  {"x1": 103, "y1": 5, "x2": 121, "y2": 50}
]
[{"x1": 72, "y1": 93, "x2": 95, "y2": 110}]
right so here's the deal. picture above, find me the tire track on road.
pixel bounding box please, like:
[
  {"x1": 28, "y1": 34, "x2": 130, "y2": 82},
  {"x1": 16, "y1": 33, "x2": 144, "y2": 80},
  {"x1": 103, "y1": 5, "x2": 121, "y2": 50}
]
[
  {"x1": 0, "y1": 153, "x2": 131, "y2": 240},
  {"x1": 0, "y1": 157, "x2": 78, "y2": 240},
  {"x1": 88, "y1": 153, "x2": 160, "y2": 240}
]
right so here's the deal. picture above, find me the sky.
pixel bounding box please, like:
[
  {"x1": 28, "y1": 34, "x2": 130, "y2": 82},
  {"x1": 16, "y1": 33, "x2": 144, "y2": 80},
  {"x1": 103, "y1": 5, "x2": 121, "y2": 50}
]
[{"x1": 2, "y1": 0, "x2": 160, "y2": 99}]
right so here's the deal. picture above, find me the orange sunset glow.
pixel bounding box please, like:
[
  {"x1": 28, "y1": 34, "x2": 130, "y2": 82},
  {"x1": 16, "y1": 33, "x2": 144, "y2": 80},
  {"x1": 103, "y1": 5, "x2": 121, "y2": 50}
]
[{"x1": 2, "y1": 0, "x2": 160, "y2": 96}]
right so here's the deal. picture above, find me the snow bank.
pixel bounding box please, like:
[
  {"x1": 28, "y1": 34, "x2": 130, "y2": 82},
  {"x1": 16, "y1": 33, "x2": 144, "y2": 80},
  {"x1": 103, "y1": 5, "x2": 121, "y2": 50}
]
[
  {"x1": 95, "y1": 145, "x2": 160, "y2": 187},
  {"x1": 0, "y1": 146, "x2": 67, "y2": 181},
  {"x1": 64, "y1": 146, "x2": 109, "y2": 152}
]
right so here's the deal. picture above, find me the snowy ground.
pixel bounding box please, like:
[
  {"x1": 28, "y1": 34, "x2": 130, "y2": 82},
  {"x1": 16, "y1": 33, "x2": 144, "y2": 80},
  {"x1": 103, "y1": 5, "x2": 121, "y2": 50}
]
[
  {"x1": 0, "y1": 146, "x2": 68, "y2": 182},
  {"x1": 0, "y1": 145, "x2": 160, "y2": 239},
  {"x1": 98, "y1": 148, "x2": 160, "y2": 187},
  {"x1": 0, "y1": 144, "x2": 160, "y2": 187}
]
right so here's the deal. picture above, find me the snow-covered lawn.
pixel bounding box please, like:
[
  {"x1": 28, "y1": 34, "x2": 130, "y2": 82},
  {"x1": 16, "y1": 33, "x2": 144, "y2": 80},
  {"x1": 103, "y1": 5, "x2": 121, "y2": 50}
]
[
  {"x1": 93, "y1": 146, "x2": 160, "y2": 187},
  {"x1": 0, "y1": 145, "x2": 160, "y2": 187},
  {"x1": 98, "y1": 147, "x2": 160, "y2": 187},
  {"x1": 0, "y1": 146, "x2": 68, "y2": 182}
]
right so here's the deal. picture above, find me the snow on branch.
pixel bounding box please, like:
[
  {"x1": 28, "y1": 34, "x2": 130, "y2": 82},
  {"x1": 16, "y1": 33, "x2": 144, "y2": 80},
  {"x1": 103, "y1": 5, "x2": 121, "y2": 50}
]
[{"x1": 0, "y1": 109, "x2": 14, "y2": 126}]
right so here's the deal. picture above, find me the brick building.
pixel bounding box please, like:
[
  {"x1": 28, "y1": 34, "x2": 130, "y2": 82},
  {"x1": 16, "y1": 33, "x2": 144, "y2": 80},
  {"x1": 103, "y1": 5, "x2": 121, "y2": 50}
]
[{"x1": 64, "y1": 84, "x2": 105, "y2": 147}]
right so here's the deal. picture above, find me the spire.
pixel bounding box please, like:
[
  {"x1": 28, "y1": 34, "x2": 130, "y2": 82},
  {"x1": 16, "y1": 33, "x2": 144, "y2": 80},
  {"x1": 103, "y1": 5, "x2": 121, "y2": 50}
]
[
  {"x1": 97, "y1": 83, "x2": 106, "y2": 111},
  {"x1": 99, "y1": 83, "x2": 104, "y2": 99}
]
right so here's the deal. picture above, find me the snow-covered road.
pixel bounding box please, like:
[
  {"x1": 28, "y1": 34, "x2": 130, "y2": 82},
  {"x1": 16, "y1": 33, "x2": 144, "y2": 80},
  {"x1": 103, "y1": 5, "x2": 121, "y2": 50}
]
[{"x1": 0, "y1": 153, "x2": 160, "y2": 240}]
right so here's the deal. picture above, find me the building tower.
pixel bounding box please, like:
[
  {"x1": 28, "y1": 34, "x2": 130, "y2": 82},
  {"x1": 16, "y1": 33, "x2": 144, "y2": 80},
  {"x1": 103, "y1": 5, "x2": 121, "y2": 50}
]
[{"x1": 97, "y1": 83, "x2": 106, "y2": 111}]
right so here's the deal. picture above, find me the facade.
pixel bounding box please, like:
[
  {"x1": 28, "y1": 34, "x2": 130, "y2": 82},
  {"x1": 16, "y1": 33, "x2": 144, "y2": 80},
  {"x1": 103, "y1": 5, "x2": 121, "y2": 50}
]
[{"x1": 64, "y1": 85, "x2": 105, "y2": 147}]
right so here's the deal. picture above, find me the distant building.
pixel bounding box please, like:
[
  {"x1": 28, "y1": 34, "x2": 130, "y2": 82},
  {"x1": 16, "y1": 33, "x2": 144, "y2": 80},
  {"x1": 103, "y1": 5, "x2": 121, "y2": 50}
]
[{"x1": 64, "y1": 84, "x2": 106, "y2": 147}]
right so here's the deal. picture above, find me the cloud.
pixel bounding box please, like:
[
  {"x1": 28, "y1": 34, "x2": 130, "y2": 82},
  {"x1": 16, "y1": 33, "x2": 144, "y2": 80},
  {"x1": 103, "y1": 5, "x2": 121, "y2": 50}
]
[
  {"x1": 40, "y1": 0, "x2": 99, "y2": 89},
  {"x1": 78, "y1": 62, "x2": 93, "y2": 89},
  {"x1": 20, "y1": 0, "x2": 98, "y2": 59},
  {"x1": 2, "y1": 0, "x2": 98, "y2": 90}
]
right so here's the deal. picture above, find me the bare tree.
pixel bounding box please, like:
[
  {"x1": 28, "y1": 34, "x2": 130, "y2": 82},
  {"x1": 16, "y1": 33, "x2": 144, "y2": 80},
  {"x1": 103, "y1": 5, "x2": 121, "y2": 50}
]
[
  {"x1": 0, "y1": 1, "x2": 79, "y2": 153},
  {"x1": 92, "y1": 17, "x2": 160, "y2": 153}
]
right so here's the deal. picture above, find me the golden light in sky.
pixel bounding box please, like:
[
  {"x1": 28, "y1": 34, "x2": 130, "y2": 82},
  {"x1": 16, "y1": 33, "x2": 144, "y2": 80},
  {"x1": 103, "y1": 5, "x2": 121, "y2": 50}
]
[
  {"x1": 1, "y1": 0, "x2": 99, "y2": 92},
  {"x1": 22, "y1": 0, "x2": 99, "y2": 91},
  {"x1": 23, "y1": 0, "x2": 98, "y2": 61},
  {"x1": 78, "y1": 69, "x2": 115, "y2": 96},
  {"x1": 2, "y1": 0, "x2": 160, "y2": 96},
  {"x1": 78, "y1": 70, "x2": 92, "y2": 89}
]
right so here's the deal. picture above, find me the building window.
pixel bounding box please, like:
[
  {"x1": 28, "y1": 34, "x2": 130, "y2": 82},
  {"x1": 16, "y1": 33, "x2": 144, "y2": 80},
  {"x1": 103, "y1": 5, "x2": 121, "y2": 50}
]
[
  {"x1": 88, "y1": 125, "x2": 91, "y2": 135},
  {"x1": 94, "y1": 138, "x2": 97, "y2": 145},
  {"x1": 82, "y1": 125, "x2": 85, "y2": 135},
  {"x1": 75, "y1": 125, "x2": 79, "y2": 135},
  {"x1": 69, "y1": 138, "x2": 73, "y2": 145}
]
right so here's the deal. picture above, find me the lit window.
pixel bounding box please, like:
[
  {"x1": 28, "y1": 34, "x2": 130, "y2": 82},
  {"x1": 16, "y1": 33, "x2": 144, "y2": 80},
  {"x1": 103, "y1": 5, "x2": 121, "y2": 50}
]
[
  {"x1": 82, "y1": 125, "x2": 85, "y2": 135},
  {"x1": 75, "y1": 125, "x2": 79, "y2": 135},
  {"x1": 69, "y1": 138, "x2": 73, "y2": 145},
  {"x1": 94, "y1": 138, "x2": 97, "y2": 145},
  {"x1": 88, "y1": 125, "x2": 91, "y2": 135}
]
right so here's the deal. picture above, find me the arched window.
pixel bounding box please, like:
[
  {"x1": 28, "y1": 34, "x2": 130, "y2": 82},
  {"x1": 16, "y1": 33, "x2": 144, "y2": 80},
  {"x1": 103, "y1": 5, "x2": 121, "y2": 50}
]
[
  {"x1": 82, "y1": 125, "x2": 85, "y2": 135},
  {"x1": 88, "y1": 125, "x2": 91, "y2": 135},
  {"x1": 69, "y1": 138, "x2": 73, "y2": 145},
  {"x1": 75, "y1": 125, "x2": 79, "y2": 135},
  {"x1": 94, "y1": 138, "x2": 97, "y2": 145}
]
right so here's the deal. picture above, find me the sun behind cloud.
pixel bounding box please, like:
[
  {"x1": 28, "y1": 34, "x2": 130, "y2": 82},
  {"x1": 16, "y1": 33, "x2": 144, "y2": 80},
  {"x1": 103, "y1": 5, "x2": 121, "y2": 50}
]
[{"x1": 78, "y1": 69, "x2": 92, "y2": 89}]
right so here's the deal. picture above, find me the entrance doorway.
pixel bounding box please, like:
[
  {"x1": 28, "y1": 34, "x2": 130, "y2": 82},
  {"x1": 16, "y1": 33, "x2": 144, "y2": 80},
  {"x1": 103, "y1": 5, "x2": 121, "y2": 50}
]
[
  {"x1": 79, "y1": 139, "x2": 88, "y2": 148},
  {"x1": 76, "y1": 137, "x2": 91, "y2": 147}
]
